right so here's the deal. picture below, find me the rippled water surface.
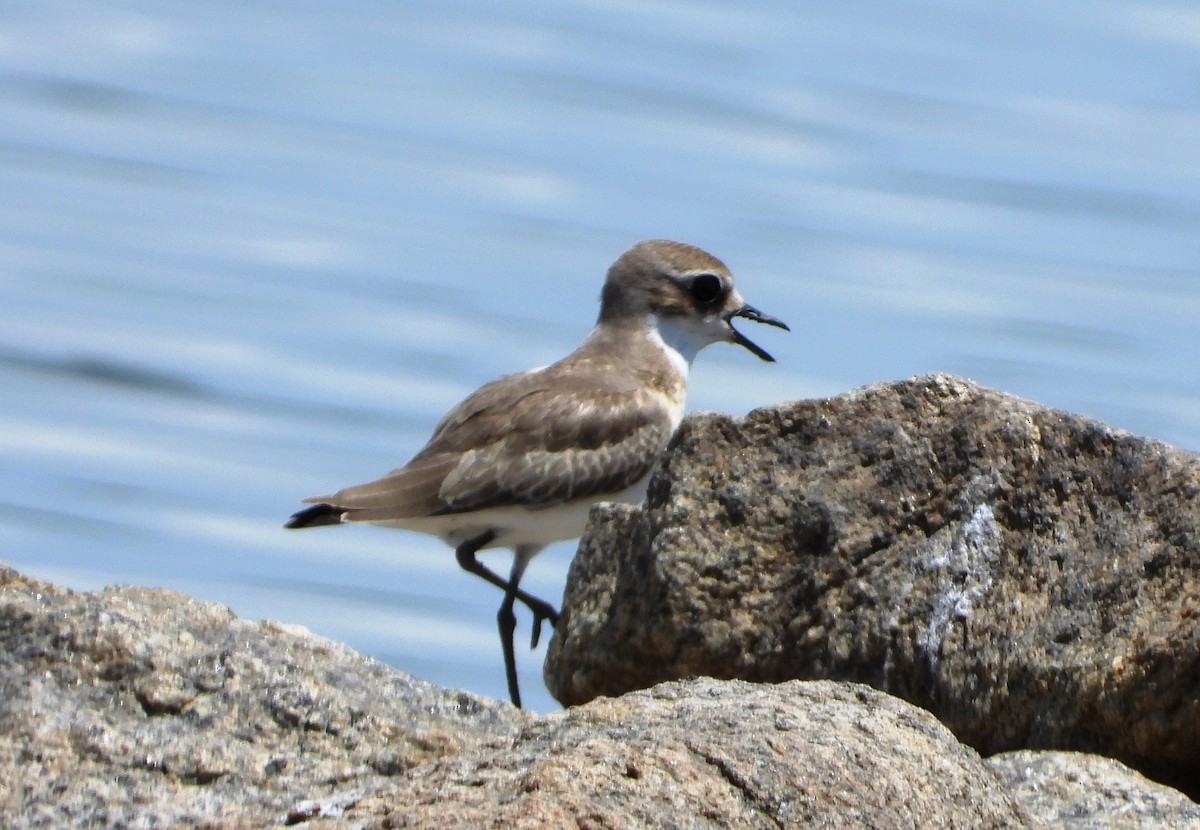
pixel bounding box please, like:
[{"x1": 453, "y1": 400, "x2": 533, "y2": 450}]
[{"x1": 3, "y1": 2, "x2": 1199, "y2": 711}]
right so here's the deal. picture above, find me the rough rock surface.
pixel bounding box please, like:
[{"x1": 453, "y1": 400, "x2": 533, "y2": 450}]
[
  {"x1": 545, "y1": 374, "x2": 1200, "y2": 795},
  {"x1": 0, "y1": 564, "x2": 525, "y2": 828},
  {"x1": 3, "y1": 563, "x2": 1197, "y2": 828},
  {"x1": 987, "y1": 750, "x2": 1200, "y2": 830},
  {"x1": 354, "y1": 677, "x2": 1033, "y2": 830}
]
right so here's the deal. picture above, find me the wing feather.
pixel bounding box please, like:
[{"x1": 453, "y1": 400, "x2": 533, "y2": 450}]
[
  {"x1": 436, "y1": 383, "x2": 673, "y2": 512},
  {"x1": 306, "y1": 365, "x2": 677, "y2": 521}
]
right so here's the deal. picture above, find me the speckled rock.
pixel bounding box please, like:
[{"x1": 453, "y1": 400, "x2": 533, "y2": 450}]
[
  {"x1": 0, "y1": 564, "x2": 525, "y2": 829},
  {"x1": 3, "y1": 563, "x2": 1196, "y2": 828},
  {"x1": 545, "y1": 374, "x2": 1200, "y2": 796},
  {"x1": 987, "y1": 750, "x2": 1200, "y2": 829},
  {"x1": 352, "y1": 677, "x2": 1034, "y2": 830}
]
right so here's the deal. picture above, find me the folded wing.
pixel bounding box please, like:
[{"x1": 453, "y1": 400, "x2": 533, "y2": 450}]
[{"x1": 302, "y1": 370, "x2": 675, "y2": 522}]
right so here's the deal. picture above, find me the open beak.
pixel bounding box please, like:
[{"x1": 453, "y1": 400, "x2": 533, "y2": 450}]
[{"x1": 725, "y1": 304, "x2": 790, "y2": 362}]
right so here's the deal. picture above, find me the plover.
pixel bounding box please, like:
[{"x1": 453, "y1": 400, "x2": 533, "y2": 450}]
[{"x1": 285, "y1": 240, "x2": 787, "y2": 707}]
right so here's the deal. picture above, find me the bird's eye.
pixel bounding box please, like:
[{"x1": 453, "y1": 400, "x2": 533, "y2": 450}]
[{"x1": 689, "y1": 274, "x2": 723, "y2": 304}]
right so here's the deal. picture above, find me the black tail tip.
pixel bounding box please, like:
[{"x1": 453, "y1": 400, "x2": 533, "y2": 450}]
[{"x1": 284, "y1": 503, "x2": 344, "y2": 529}]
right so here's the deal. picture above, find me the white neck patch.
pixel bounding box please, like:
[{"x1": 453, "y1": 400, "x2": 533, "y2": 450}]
[{"x1": 648, "y1": 313, "x2": 727, "y2": 376}]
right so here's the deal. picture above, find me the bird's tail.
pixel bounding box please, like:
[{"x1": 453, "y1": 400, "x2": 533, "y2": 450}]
[{"x1": 284, "y1": 503, "x2": 346, "y2": 529}]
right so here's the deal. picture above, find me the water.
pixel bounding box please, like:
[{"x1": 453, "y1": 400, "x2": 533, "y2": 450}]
[{"x1": 2, "y1": 1, "x2": 1198, "y2": 712}]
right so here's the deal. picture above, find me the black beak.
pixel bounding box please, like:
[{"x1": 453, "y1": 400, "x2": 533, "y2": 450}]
[{"x1": 725, "y1": 304, "x2": 790, "y2": 362}]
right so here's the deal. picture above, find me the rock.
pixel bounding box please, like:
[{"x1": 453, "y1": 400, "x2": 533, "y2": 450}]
[
  {"x1": 0, "y1": 564, "x2": 525, "y2": 828},
  {"x1": 545, "y1": 374, "x2": 1200, "y2": 796},
  {"x1": 3, "y1": 563, "x2": 1196, "y2": 827},
  {"x1": 988, "y1": 750, "x2": 1200, "y2": 829},
  {"x1": 351, "y1": 677, "x2": 1034, "y2": 829}
]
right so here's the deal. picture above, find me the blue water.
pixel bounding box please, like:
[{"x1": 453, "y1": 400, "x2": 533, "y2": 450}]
[{"x1": 3, "y1": 2, "x2": 1198, "y2": 712}]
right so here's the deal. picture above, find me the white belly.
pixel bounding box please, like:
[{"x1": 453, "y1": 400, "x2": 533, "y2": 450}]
[{"x1": 370, "y1": 476, "x2": 651, "y2": 550}]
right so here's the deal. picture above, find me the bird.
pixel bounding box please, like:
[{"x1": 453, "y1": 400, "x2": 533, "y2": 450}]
[{"x1": 285, "y1": 239, "x2": 788, "y2": 707}]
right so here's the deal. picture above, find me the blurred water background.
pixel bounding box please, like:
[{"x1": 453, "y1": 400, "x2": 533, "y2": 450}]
[{"x1": 2, "y1": 1, "x2": 1198, "y2": 712}]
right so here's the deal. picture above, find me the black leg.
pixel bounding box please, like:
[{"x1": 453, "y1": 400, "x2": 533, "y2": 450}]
[
  {"x1": 497, "y1": 579, "x2": 521, "y2": 708},
  {"x1": 497, "y1": 544, "x2": 539, "y2": 708},
  {"x1": 454, "y1": 533, "x2": 558, "y2": 645}
]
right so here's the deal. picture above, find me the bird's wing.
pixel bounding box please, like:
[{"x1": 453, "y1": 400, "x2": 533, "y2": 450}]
[
  {"x1": 435, "y1": 382, "x2": 674, "y2": 512},
  {"x1": 304, "y1": 370, "x2": 676, "y2": 521}
]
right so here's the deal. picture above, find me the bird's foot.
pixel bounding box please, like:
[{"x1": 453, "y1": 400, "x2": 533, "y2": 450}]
[{"x1": 526, "y1": 598, "x2": 559, "y2": 649}]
